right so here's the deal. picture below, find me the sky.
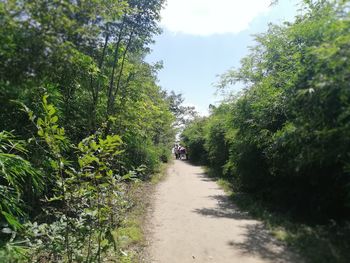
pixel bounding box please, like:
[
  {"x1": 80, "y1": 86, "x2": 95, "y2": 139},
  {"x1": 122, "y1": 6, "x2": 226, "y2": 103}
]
[{"x1": 146, "y1": 0, "x2": 300, "y2": 116}]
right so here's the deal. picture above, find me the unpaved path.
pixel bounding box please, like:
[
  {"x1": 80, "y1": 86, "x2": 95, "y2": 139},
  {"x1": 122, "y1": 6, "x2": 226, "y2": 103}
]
[{"x1": 147, "y1": 160, "x2": 302, "y2": 263}]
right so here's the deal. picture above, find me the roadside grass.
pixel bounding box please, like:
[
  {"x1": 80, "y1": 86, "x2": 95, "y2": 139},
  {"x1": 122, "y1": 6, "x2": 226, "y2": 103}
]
[
  {"x1": 113, "y1": 162, "x2": 170, "y2": 262},
  {"x1": 150, "y1": 161, "x2": 171, "y2": 184},
  {"x1": 205, "y1": 167, "x2": 350, "y2": 263}
]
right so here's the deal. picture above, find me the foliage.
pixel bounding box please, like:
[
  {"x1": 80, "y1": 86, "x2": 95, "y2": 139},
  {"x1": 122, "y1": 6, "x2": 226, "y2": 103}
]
[
  {"x1": 204, "y1": 104, "x2": 231, "y2": 174},
  {"x1": 0, "y1": 0, "x2": 176, "y2": 261},
  {"x1": 165, "y1": 91, "x2": 198, "y2": 128},
  {"x1": 183, "y1": 0, "x2": 350, "y2": 221},
  {"x1": 19, "y1": 96, "x2": 135, "y2": 262},
  {"x1": 0, "y1": 0, "x2": 170, "y2": 150},
  {"x1": 180, "y1": 117, "x2": 208, "y2": 164},
  {"x1": 0, "y1": 131, "x2": 42, "y2": 229}
]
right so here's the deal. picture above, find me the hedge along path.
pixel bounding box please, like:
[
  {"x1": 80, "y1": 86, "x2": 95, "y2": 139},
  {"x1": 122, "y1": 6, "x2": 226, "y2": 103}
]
[{"x1": 147, "y1": 160, "x2": 303, "y2": 263}]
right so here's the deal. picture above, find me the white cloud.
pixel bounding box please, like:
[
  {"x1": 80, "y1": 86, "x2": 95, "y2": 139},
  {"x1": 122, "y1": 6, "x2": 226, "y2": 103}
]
[{"x1": 161, "y1": 0, "x2": 272, "y2": 36}]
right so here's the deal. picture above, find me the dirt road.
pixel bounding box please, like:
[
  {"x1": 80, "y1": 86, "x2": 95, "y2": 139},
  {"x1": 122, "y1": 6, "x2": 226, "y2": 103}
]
[{"x1": 147, "y1": 160, "x2": 302, "y2": 263}]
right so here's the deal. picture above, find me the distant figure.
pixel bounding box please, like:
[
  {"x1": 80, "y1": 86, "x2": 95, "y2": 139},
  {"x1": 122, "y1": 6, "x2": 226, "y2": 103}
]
[
  {"x1": 179, "y1": 146, "x2": 188, "y2": 160},
  {"x1": 173, "y1": 144, "x2": 180, "y2": 159}
]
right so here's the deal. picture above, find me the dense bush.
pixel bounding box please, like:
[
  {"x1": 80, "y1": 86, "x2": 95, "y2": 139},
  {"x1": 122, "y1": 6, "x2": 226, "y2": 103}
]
[
  {"x1": 203, "y1": 105, "x2": 230, "y2": 173},
  {"x1": 0, "y1": 0, "x2": 177, "y2": 261},
  {"x1": 182, "y1": 0, "x2": 350, "y2": 221},
  {"x1": 181, "y1": 117, "x2": 208, "y2": 164}
]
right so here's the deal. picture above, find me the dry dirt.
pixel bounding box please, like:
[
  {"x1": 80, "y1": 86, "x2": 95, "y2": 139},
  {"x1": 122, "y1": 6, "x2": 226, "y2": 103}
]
[{"x1": 146, "y1": 160, "x2": 303, "y2": 263}]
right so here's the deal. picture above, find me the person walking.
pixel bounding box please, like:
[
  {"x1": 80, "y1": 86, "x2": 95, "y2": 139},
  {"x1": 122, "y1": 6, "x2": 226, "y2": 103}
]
[{"x1": 173, "y1": 144, "x2": 180, "y2": 159}]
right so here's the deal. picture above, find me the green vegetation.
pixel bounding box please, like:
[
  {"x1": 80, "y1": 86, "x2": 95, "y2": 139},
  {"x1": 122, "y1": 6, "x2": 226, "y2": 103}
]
[
  {"x1": 113, "y1": 184, "x2": 147, "y2": 263},
  {"x1": 181, "y1": 1, "x2": 350, "y2": 262},
  {"x1": 0, "y1": 0, "x2": 181, "y2": 261},
  {"x1": 150, "y1": 162, "x2": 171, "y2": 184},
  {"x1": 2, "y1": 0, "x2": 350, "y2": 261}
]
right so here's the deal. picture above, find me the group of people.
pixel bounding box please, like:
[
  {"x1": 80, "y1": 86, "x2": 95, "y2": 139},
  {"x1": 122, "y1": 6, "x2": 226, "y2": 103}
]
[{"x1": 173, "y1": 144, "x2": 188, "y2": 160}]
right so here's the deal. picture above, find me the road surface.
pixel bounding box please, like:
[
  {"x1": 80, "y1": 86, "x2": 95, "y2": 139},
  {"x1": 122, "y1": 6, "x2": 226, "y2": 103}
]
[{"x1": 147, "y1": 160, "x2": 302, "y2": 263}]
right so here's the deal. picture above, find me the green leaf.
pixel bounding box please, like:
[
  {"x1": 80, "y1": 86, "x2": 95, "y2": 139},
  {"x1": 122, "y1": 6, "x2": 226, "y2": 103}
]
[
  {"x1": 51, "y1": 116, "x2": 58, "y2": 123},
  {"x1": 1, "y1": 211, "x2": 22, "y2": 229},
  {"x1": 37, "y1": 118, "x2": 44, "y2": 127},
  {"x1": 37, "y1": 129, "x2": 44, "y2": 137},
  {"x1": 47, "y1": 195, "x2": 64, "y2": 202},
  {"x1": 47, "y1": 105, "x2": 56, "y2": 116}
]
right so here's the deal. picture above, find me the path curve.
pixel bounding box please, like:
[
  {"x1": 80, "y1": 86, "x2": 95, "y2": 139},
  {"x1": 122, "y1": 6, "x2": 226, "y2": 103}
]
[{"x1": 147, "y1": 160, "x2": 302, "y2": 263}]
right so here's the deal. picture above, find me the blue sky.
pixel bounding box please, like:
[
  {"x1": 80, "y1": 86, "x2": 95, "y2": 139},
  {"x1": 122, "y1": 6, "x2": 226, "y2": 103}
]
[{"x1": 146, "y1": 0, "x2": 300, "y2": 115}]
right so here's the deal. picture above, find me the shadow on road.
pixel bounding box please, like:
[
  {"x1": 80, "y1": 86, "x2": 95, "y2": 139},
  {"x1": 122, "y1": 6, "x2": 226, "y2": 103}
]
[
  {"x1": 193, "y1": 194, "x2": 250, "y2": 220},
  {"x1": 195, "y1": 172, "x2": 218, "y2": 183},
  {"x1": 227, "y1": 224, "x2": 301, "y2": 263},
  {"x1": 192, "y1": 172, "x2": 302, "y2": 263}
]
